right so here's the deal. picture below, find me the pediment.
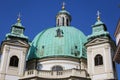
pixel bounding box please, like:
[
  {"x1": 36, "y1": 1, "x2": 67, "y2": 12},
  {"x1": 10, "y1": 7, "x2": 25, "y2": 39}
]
[
  {"x1": 85, "y1": 38, "x2": 109, "y2": 47},
  {"x1": 2, "y1": 40, "x2": 29, "y2": 48}
]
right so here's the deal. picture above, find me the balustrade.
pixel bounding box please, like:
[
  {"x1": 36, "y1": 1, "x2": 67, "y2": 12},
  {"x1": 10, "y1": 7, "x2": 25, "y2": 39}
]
[{"x1": 23, "y1": 69, "x2": 87, "y2": 79}]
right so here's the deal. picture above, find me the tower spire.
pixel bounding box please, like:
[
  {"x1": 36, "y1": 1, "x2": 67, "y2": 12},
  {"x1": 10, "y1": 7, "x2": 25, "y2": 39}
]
[
  {"x1": 97, "y1": 11, "x2": 101, "y2": 21},
  {"x1": 62, "y1": 2, "x2": 65, "y2": 10},
  {"x1": 17, "y1": 13, "x2": 21, "y2": 23}
]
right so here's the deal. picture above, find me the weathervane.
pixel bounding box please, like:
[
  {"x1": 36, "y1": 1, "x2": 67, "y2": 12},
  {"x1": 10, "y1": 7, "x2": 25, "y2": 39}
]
[
  {"x1": 97, "y1": 11, "x2": 101, "y2": 21},
  {"x1": 62, "y1": 2, "x2": 65, "y2": 10},
  {"x1": 17, "y1": 13, "x2": 21, "y2": 23}
]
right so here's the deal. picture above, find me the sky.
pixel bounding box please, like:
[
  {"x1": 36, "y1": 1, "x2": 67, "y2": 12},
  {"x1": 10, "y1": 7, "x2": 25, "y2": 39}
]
[{"x1": 0, "y1": 0, "x2": 120, "y2": 79}]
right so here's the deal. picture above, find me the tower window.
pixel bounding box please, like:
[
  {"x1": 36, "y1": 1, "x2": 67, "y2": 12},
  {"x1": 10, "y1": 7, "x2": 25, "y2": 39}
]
[
  {"x1": 57, "y1": 19, "x2": 59, "y2": 26},
  {"x1": 94, "y1": 54, "x2": 103, "y2": 66},
  {"x1": 62, "y1": 17, "x2": 64, "y2": 26},
  {"x1": 9, "y1": 56, "x2": 19, "y2": 67},
  {"x1": 67, "y1": 19, "x2": 69, "y2": 26},
  {"x1": 52, "y1": 65, "x2": 63, "y2": 71}
]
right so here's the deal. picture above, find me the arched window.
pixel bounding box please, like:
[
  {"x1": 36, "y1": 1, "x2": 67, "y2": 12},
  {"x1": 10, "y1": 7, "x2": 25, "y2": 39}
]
[
  {"x1": 52, "y1": 65, "x2": 63, "y2": 71},
  {"x1": 62, "y1": 17, "x2": 64, "y2": 26},
  {"x1": 66, "y1": 19, "x2": 69, "y2": 26},
  {"x1": 9, "y1": 56, "x2": 19, "y2": 67},
  {"x1": 94, "y1": 54, "x2": 103, "y2": 66},
  {"x1": 57, "y1": 19, "x2": 59, "y2": 26}
]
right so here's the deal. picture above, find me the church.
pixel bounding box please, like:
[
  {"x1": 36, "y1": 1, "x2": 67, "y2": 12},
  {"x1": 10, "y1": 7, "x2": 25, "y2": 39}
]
[{"x1": 0, "y1": 3, "x2": 117, "y2": 80}]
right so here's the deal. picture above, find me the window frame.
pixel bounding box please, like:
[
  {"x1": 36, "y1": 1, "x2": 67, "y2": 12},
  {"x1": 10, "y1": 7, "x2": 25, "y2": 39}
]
[
  {"x1": 94, "y1": 54, "x2": 103, "y2": 66},
  {"x1": 9, "y1": 56, "x2": 19, "y2": 67}
]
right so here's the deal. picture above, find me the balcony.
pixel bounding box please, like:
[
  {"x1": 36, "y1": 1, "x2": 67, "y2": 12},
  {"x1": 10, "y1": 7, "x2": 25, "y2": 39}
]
[{"x1": 20, "y1": 68, "x2": 89, "y2": 79}]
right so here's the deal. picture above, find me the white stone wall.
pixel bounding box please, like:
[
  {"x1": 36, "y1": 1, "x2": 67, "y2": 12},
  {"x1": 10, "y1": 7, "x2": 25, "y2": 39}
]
[
  {"x1": 87, "y1": 43, "x2": 115, "y2": 80},
  {"x1": 56, "y1": 14, "x2": 70, "y2": 26},
  {"x1": 37, "y1": 60, "x2": 80, "y2": 70},
  {"x1": 92, "y1": 73, "x2": 115, "y2": 80},
  {"x1": 5, "y1": 75, "x2": 18, "y2": 80},
  {"x1": 5, "y1": 45, "x2": 26, "y2": 76},
  {"x1": 0, "y1": 44, "x2": 28, "y2": 80}
]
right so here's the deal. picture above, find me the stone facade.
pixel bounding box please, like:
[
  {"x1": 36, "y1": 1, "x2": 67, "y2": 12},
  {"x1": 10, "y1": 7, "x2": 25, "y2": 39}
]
[
  {"x1": 0, "y1": 40, "x2": 29, "y2": 80},
  {"x1": 86, "y1": 38, "x2": 116, "y2": 80},
  {"x1": 0, "y1": 4, "x2": 118, "y2": 80}
]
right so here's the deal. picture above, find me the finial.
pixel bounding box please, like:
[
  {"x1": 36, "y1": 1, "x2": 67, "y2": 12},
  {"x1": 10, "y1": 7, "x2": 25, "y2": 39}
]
[
  {"x1": 62, "y1": 2, "x2": 65, "y2": 10},
  {"x1": 97, "y1": 11, "x2": 101, "y2": 21},
  {"x1": 17, "y1": 13, "x2": 21, "y2": 23}
]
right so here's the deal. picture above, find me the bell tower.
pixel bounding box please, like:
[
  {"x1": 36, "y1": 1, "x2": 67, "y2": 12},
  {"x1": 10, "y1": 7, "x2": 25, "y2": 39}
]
[
  {"x1": 0, "y1": 15, "x2": 29, "y2": 80},
  {"x1": 85, "y1": 11, "x2": 117, "y2": 80}
]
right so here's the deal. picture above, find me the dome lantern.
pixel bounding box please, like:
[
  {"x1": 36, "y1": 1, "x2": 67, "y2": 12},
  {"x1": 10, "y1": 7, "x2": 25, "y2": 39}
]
[{"x1": 56, "y1": 2, "x2": 71, "y2": 27}]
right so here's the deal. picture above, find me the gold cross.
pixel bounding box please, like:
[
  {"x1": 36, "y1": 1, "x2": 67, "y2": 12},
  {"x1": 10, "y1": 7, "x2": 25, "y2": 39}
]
[
  {"x1": 17, "y1": 13, "x2": 21, "y2": 23},
  {"x1": 62, "y1": 2, "x2": 65, "y2": 10},
  {"x1": 97, "y1": 11, "x2": 101, "y2": 21}
]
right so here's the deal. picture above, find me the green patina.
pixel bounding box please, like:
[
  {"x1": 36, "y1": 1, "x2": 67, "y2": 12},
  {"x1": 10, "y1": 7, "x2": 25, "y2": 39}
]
[
  {"x1": 88, "y1": 20, "x2": 109, "y2": 40},
  {"x1": 6, "y1": 20, "x2": 28, "y2": 40},
  {"x1": 26, "y1": 7, "x2": 109, "y2": 61},
  {"x1": 56, "y1": 9, "x2": 72, "y2": 21},
  {"x1": 27, "y1": 26, "x2": 87, "y2": 60},
  {"x1": 58, "y1": 9, "x2": 70, "y2": 15}
]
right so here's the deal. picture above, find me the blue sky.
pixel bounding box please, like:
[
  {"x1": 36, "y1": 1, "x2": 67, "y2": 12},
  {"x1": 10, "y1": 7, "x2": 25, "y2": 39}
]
[{"x1": 0, "y1": 0, "x2": 120, "y2": 79}]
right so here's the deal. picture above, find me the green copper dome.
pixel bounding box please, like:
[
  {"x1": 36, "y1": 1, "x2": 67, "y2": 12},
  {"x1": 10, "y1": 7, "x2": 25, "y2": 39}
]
[{"x1": 27, "y1": 26, "x2": 87, "y2": 60}]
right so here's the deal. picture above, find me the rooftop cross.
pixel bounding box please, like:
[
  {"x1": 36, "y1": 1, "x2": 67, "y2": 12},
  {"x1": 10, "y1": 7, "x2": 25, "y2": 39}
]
[
  {"x1": 62, "y1": 2, "x2": 65, "y2": 10},
  {"x1": 96, "y1": 11, "x2": 101, "y2": 21},
  {"x1": 17, "y1": 13, "x2": 21, "y2": 23}
]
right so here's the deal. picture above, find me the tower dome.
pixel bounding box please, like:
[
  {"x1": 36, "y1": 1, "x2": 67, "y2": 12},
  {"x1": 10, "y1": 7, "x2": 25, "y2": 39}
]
[{"x1": 27, "y1": 26, "x2": 87, "y2": 60}]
